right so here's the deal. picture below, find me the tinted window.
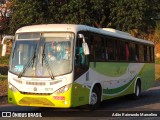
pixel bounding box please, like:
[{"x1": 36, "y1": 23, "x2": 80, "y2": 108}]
[
  {"x1": 117, "y1": 41, "x2": 126, "y2": 61},
  {"x1": 139, "y1": 44, "x2": 144, "y2": 62},
  {"x1": 106, "y1": 39, "x2": 116, "y2": 60}
]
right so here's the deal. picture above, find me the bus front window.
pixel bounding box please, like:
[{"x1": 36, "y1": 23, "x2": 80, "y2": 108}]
[{"x1": 9, "y1": 32, "x2": 74, "y2": 78}]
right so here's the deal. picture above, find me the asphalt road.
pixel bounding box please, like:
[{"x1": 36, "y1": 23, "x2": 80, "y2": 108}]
[{"x1": 1, "y1": 81, "x2": 160, "y2": 119}]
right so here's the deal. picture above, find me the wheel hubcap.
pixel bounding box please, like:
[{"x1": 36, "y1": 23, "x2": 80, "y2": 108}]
[{"x1": 90, "y1": 92, "x2": 97, "y2": 105}]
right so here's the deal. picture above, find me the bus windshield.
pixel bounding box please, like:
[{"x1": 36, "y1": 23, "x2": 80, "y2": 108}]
[{"x1": 9, "y1": 32, "x2": 74, "y2": 77}]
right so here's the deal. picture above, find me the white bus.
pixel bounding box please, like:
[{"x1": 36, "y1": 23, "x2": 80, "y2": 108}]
[{"x1": 7, "y1": 24, "x2": 155, "y2": 110}]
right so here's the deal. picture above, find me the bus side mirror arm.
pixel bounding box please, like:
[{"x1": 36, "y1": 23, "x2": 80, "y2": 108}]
[{"x1": 2, "y1": 44, "x2": 7, "y2": 56}]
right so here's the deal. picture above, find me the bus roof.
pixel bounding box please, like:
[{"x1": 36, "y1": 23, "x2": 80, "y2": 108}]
[{"x1": 16, "y1": 24, "x2": 154, "y2": 45}]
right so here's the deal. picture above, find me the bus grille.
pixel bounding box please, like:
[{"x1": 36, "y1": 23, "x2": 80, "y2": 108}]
[
  {"x1": 19, "y1": 97, "x2": 54, "y2": 106},
  {"x1": 20, "y1": 91, "x2": 52, "y2": 95}
]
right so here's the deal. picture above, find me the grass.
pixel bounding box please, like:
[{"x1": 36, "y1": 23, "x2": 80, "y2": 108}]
[
  {"x1": 0, "y1": 75, "x2": 8, "y2": 105},
  {"x1": 0, "y1": 75, "x2": 8, "y2": 96},
  {"x1": 0, "y1": 55, "x2": 10, "y2": 66},
  {"x1": 0, "y1": 75, "x2": 7, "y2": 80}
]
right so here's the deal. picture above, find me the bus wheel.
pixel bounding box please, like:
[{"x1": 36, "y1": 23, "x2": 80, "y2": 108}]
[
  {"x1": 133, "y1": 81, "x2": 141, "y2": 99},
  {"x1": 89, "y1": 86, "x2": 101, "y2": 110}
]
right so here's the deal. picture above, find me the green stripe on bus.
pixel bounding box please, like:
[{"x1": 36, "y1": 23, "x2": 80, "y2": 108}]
[
  {"x1": 103, "y1": 79, "x2": 133, "y2": 94},
  {"x1": 90, "y1": 62, "x2": 129, "y2": 77}
]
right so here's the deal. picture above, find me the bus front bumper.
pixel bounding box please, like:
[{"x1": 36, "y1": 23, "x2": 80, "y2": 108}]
[{"x1": 8, "y1": 88, "x2": 72, "y2": 108}]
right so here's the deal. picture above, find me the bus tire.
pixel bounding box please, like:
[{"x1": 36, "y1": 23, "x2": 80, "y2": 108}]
[
  {"x1": 132, "y1": 81, "x2": 141, "y2": 99},
  {"x1": 89, "y1": 86, "x2": 101, "y2": 110}
]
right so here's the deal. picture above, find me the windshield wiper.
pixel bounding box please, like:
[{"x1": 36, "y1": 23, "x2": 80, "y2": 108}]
[
  {"x1": 18, "y1": 46, "x2": 37, "y2": 78},
  {"x1": 42, "y1": 44, "x2": 54, "y2": 80}
]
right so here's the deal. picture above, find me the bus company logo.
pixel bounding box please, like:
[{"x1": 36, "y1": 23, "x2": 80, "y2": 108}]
[{"x1": 33, "y1": 87, "x2": 37, "y2": 91}]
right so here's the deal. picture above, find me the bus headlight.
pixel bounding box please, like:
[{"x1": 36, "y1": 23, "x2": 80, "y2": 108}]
[
  {"x1": 9, "y1": 83, "x2": 18, "y2": 92},
  {"x1": 54, "y1": 84, "x2": 72, "y2": 94}
]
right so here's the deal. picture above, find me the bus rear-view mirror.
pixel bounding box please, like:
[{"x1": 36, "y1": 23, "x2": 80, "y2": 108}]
[
  {"x1": 78, "y1": 34, "x2": 90, "y2": 55},
  {"x1": 82, "y1": 42, "x2": 90, "y2": 55}
]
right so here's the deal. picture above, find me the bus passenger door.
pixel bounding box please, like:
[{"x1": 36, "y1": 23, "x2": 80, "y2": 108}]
[
  {"x1": 74, "y1": 34, "x2": 89, "y2": 80},
  {"x1": 73, "y1": 34, "x2": 90, "y2": 106}
]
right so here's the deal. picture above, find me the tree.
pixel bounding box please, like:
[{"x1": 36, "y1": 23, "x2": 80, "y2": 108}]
[
  {"x1": 9, "y1": 0, "x2": 111, "y2": 34},
  {"x1": 109, "y1": 0, "x2": 159, "y2": 39},
  {"x1": 9, "y1": 0, "x2": 50, "y2": 34},
  {"x1": 153, "y1": 21, "x2": 160, "y2": 44},
  {"x1": 0, "y1": 0, "x2": 13, "y2": 37},
  {"x1": 46, "y1": 0, "x2": 66, "y2": 23},
  {"x1": 59, "y1": 0, "x2": 110, "y2": 28},
  {"x1": 89, "y1": 0, "x2": 110, "y2": 28},
  {"x1": 9, "y1": 0, "x2": 160, "y2": 38}
]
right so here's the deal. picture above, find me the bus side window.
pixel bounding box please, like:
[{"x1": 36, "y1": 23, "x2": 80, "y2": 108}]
[
  {"x1": 129, "y1": 42, "x2": 137, "y2": 62},
  {"x1": 135, "y1": 44, "x2": 139, "y2": 62},
  {"x1": 144, "y1": 46, "x2": 147, "y2": 62},
  {"x1": 139, "y1": 44, "x2": 144, "y2": 62},
  {"x1": 151, "y1": 46, "x2": 154, "y2": 62},
  {"x1": 105, "y1": 38, "x2": 115, "y2": 61},
  {"x1": 147, "y1": 46, "x2": 150, "y2": 62},
  {"x1": 149, "y1": 46, "x2": 153, "y2": 62},
  {"x1": 126, "y1": 42, "x2": 129, "y2": 61},
  {"x1": 117, "y1": 41, "x2": 126, "y2": 61}
]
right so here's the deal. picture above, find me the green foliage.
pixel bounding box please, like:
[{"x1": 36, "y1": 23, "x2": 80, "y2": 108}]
[
  {"x1": 59, "y1": 0, "x2": 91, "y2": 24},
  {"x1": 9, "y1": 0, "x2": 160, "y2": 36},
  {"x1": 109, "y1": 0, "x2": 158, "y2": 33},
  {"x1": 9, "y1": 0, "x2": 50, "y2": 34},
  {"x1": 0, "y1": 45, "x2": 10, "y2": 66},
  {"x1": 0, "y1": 55, "x2": 10, "y2": 66},
  {"x1": 59, "y1": 0, "x2": 110, "y2": 27},
  {"x1": 9, "y1": 0, "x2": 110, "y2": 34},
  {"x1": 0, "y1": 75, "x2": 7, "y2": 81}
]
